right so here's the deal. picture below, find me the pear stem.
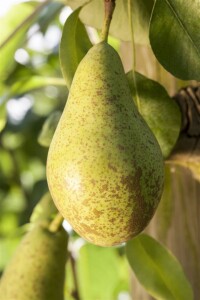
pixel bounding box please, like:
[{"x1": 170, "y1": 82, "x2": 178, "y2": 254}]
[
  {"x1": 49, "y1": 212, "x2": 64, "y2": 233},
  {"x1": 101, "y1": 0, "x2": 116, "y2": 42}
]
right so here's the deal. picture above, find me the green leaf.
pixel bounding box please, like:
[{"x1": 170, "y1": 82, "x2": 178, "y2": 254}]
[
  {"x1": 0, "y1": 102, "x2": 7, "y2": 132},
  {"x1": 38, "y1": 111, "x2": 62, "y2": 147},
  {"x1": 60, "y1": 8, "x2": 92, "y2": 89},
  {"x1": 7, "y1": 76, "x2": 66, "y2": 99},
  {"x1": 149, "y1": 0, "x2": 200, "y2": 80},
  {"x1": 77, "y1": 244, "x2": 129, "y2": 300},
  {"x1": 37, "y1": 2, "x2": 64, "y2": 34},
  {"x1": 127, "y1": 72, "x2": 181, "y2": 158},
  {"x1": 126, "y1": 234, "x2": 193, "y2": 300},
  {"x1": 67, "y1": 0, "x2": 154, "y2": 44},
  {"x1": 0, "y1": 3, "x2": 35, "y2": 81}
]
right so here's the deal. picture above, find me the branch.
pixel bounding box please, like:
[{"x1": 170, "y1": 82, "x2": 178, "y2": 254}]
[
  {"x1": 69, "y1": 252, "x2": 81, "y2": 300},
  {"x1": 169, "y1": 84, "x2": 200, "y2": 160}
]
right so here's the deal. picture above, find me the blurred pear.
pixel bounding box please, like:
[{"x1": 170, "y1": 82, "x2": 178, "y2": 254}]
[{"x1": 0, "y1": 224, "x2": 68, "y2": 300}]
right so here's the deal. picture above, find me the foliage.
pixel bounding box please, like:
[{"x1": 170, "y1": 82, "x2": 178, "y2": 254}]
[
  {"x1": 126, "y1": 71, "x2": 181, "y2": 158},
  {"x1": 126, "y1": 234, "x2": 193, "y2": 300},
  {"x1": 150, "y1": 0, "x2": 200, "y2": 80},
  {"x1": 60, "y1": 7, "x2": 92, "y2": 88},
  {"x1": 0, "y1": 0, "x2": 198, "y2": 299}
]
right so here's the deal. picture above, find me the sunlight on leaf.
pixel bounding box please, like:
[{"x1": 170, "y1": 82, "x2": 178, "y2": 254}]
[
  {"x1": 77, "y1": 244, "x2": 129, "y2": 300},
  {"x1": 126, "y1": 234, "x2": 193, "y2": 300},
  {"x1": 0, "y1": 2, "x2": 35, "y2": 80},
  {"x1": 7, "y1": 76, "x2": 66, "y2": 99}
]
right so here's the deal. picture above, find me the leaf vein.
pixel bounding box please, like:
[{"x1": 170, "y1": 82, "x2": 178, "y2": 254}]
[{"x1": 164, "y1": 0, "x2": 200, "y2": 57}]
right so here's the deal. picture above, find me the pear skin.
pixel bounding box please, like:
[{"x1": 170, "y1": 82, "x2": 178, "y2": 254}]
[
  {"x1": 47, "y1": 41, "x2": 164, "y2": 247},
  {"x1": 0, "y1": 226, "x2": 68, "y2": 300}
]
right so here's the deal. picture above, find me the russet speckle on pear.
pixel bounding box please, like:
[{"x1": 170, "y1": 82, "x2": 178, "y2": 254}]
[
  {"x1": 0, "y1": 226, "x2": 68, "y2": 300},
  {"x1": 47, "y1": 41, "x2": 164, "y2": 247}
]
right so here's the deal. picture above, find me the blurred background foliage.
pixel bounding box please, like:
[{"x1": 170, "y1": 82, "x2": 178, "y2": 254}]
[{"x1": 0, "y1": 0, "x2": 66, "y2": 268}]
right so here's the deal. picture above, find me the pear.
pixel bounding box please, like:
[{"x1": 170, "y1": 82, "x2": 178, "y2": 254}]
[
  {"x1": 47, "y1": 41, "x2": 164, "y2": 247},
  {"x1": 0, "y1": 225, "x2": 68, "y2": 300}
]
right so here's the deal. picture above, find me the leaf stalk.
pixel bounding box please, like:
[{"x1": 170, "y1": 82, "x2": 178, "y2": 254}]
[{"x1": 128, "y1": 0, "x2": 141, "y2": 112}]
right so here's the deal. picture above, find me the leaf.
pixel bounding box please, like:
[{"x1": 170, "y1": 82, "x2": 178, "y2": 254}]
[
  {"x1": 7, "y1": 76, "x2": 66, "y2": 99},
  {"x1": 0, "y1": 101, "x2": 7, "y2": 132},
  {"x1": 126, "y1": 234, "x2": 193, "y2": 300},
  {"x1": 60, "y1": 8, "x2": 92, "y2": 89},
  {"x1": 38, "y1": 111, "x2": 62, "y2": 147},
  {"x1": 0, "y1": 3, "x2": 35, "y2": 81},
  {"x1": 37, "y1": 2, "x2": 64, "y2": 34},
  {"x1": 149, "y1": 0, "x2": 200, "y2": 80},
  {"x1": 77, "y1": 244, "x2": 129, "y2": 300},
  {"x1": 67, "y1": 0, "x2": 154, "y2": 44},
  {"x1": 127, "y1": 72, "x2": 181, "y2": 158}
]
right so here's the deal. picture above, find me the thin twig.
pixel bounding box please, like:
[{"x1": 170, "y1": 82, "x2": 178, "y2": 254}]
[{"x1": 69, "y1": 252, "x2": 81, "y2": 300}]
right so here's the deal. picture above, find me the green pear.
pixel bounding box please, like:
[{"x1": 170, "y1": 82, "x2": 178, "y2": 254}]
[
  {"x1": 47, "y1": 41, "x2": 164, "y2": 247},
  {"x1": 0, "y1": 225, "x2": 68, "y2": 300}
]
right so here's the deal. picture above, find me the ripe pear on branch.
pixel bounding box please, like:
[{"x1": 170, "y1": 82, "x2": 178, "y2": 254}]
[{"x1": 47, "y1": 1, "x2": 164, "y2": 247}]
